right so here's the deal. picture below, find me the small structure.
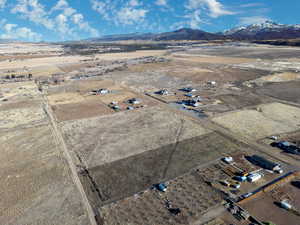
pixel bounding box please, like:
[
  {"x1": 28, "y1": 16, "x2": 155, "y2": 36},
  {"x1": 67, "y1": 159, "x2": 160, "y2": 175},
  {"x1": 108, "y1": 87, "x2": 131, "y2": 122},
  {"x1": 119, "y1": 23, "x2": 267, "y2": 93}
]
[
  {"x1": 127, "y1": 106, "x2": 134, "y2": 110},
  {"x1": 95, "y1": 88, "x2": 109, "y2": 95},
  {"x1": 182, "y1": 99, "x2": 199, "y2": 107},
  {"x1": 185, "y1": 93, "x2": 195, "y2": 98},
  {"x1": 234, "y1": 176, "x2": 247, "y2": 182},
  {"x1": 156, "y1": 183, "x2": 167, "y2": 192},
  {"x1": 112, "y1": 105, "x2": 120, "y2": 110},
  {"x1": 222, "y1": 156, "x2": 233, "y2": 164},
  {"x1": 128, "y1": 98, "x2": 141, "y2": 105},
  {"x1": 249, "y1": 155, "x2": 282, "y2": 172},
  {"x1": 208, "y1": 81, "x2": 217, "y2": 86},
  {"x1": 270, "y1": 136, "x2": 279, "y2": 140},
  {"x1": 231, "y1": 182, "x2": 241, "y2": 189},
  {"x1": 247, "y1": 173, "x2": 262, "y2": 182},
  {"x1": 220, "y1": 180, "x2": 230, "y2": 187},
  {"x1": 193, "y1": 96, "x2": 203, "y2": 102},
  {"x1": 241, "y1": 192, "x2": 253, "y2": 199},
  {"x1": 273, "y1": 141, "x2": 300, "y2": 155},
  {"x1": 181, "y1": 87, "x2": 197, "y2": 93},
  {"x1": 157, "y1": 89, "x2": 169, "y2": 95},
  {"x1": 280, "y1": 200, "x2": 292, "y2": 210}
]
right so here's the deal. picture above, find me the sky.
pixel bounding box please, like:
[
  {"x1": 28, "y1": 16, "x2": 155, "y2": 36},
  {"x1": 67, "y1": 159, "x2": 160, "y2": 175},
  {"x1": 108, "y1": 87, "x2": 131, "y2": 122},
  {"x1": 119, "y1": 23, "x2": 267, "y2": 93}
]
[{"x1": 0, "y1": 0, "x2": 299, "y2": 42}]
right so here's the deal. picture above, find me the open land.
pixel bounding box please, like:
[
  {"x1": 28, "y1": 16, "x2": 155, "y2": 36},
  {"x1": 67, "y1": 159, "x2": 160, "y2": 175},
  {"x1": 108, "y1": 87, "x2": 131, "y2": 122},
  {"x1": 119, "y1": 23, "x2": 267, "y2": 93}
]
[{"x1": 1, "y1": 41, "x2": 300, "y2": 225}]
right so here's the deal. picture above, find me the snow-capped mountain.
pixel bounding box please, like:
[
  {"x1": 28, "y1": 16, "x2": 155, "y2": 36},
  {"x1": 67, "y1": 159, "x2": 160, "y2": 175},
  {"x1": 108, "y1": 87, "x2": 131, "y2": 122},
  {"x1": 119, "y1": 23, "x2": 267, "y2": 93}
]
[{"x1": 224, "y1": 21, "x2": 300, "y2": 40}]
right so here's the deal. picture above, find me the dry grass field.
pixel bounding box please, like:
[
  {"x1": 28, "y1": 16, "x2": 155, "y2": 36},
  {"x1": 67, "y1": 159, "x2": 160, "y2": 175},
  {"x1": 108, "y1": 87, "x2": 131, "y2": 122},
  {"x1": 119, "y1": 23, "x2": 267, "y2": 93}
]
[
  {"x1": 0, "y1": 81, "x2": 41, "y2": 104},
  {"x1": 170, "y1": 53, "x2": 257, "y2": 64},
  {"x1": 212, "y1": 103, "x2": 300, "y2": 139},
  {"x1": 62, "y1": 106, "x2": 211, "y2": 168},
  {"x1": 0, "y1": 105, "x2": 47, "y2": 130},
  {"x1": 100, "y1": 171, "x2": 224, "y2": 225},
  {"x1": 0, "y1": 125, "x2": 90, "y2": 225},
  {"x1": 251, "y1": 72, "x2": 300, "y2": 85},
  {"x1": 0, "y1": 43, "x2": 62, "y2": 54}
]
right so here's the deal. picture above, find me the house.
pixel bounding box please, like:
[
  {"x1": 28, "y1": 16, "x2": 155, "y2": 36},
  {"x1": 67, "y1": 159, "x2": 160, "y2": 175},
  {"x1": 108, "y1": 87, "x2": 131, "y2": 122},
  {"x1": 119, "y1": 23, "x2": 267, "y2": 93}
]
[
  {"x1": 98, "y1": 89, "x2": 109, "y2": 94},
  {"x1": 157, "y1": 89, "x2": 169, "y2": 95},
  {"x1": 182, "y1": 99, "x2": 199, "y2": 107}
]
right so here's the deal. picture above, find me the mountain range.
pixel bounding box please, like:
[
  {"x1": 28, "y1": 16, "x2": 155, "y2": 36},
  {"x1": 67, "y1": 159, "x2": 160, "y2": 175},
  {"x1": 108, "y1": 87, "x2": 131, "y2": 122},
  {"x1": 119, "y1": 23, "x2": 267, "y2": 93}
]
[{"x1": 87, "y1": 21, "x2": 300, "y2": 42}]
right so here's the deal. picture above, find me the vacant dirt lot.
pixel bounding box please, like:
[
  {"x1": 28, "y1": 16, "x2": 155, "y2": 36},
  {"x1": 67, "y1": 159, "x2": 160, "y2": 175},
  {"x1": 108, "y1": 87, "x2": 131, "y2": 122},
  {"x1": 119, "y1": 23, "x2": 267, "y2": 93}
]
[
  {"x1": 0, "y1": 81, "x2": 41, "y2": 104},
  {"x1": 52, "y1": 100, "x2": 114, "y2": 121},
  {"x1": 0, "y1": 105, "x2": 47, "y2": 130},
  {"x1": 170, "y1": 53, "x2": 257, "y2": 64},
  {"x1": 0, "y1": 55, "x2": 90, "y2": 71},
  {"x1": 0, "y1": 43, "x2": 62, "y2": 54},
  {"x1": 62, "y1": 106, "x2": 211, "y2": 169},
  {"x1": 250, "y1": 72, "x2": 300, "y2": 85},
  {"x1": 185, "y1": 44, "x2": 300, "y2": 59},
  {"x1": 215, "y1": 92, "x2": 272, "y2": 111},
  {"x1": 94, "y1": 50, "x2": 166, "y2": 60},
  {"x1": 256, "y1": 81, "x2": 300, "y2": 104},
  {"x1": 48, "y1": 92, "x2": 86, "y2": 105},
  {"x1": 128, "y1": 59, "x2": 269, "y2": 86},
  {"x1": 212, "y1": 103, "x2": 300, "y2": 139},
  {"x1": 0, "y1": 125, "x2": 90, "y2": 225}
]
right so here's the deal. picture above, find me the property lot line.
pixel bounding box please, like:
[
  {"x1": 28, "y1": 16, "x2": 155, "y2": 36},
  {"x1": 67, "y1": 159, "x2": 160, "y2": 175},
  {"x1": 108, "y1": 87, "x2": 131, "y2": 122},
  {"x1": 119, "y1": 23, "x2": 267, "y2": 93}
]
[
  {"x1": 144, "y1": 91, "x2": 300, "y2": 168},
  {"x1": 144, "y1": 92, "x2": 300, "y2": 169},
  {"x1": 41, "y1": 93, "x2": 99, "y2": 225}
]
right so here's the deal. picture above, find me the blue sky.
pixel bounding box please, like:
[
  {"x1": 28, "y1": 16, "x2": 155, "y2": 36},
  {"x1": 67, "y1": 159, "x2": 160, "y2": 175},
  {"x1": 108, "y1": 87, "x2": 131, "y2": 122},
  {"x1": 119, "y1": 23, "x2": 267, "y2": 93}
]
[{"x1": 0, "y1": 0, "x2": 299, "y2": 42}]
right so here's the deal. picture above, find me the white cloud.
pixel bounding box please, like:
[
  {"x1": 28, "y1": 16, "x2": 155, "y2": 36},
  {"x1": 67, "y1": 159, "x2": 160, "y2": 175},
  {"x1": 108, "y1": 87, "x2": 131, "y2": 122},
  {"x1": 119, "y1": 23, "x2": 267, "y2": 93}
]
[
  {"x1": 52, "y1": 0, "x2": 76, "y2": 16},
  {"x1": 240, "y1": 3, "x2": 263, "y2": 8},
  {"x1": 187, "y1": 9, "x2": 203, "y2": 28},
  {"x1": 116, "y1": 7, "x2": 148, "y2": 25},
  {"x1": 0, "y1": 0, "x2": 6, "y2": 9},
  {"x1": 11, "y1": 0, "x2": 54, "y2": 30},
  {"x1": 239, "y1": 16, "x2": 269, "y2": 25},
  {"x1": 11, "y1": 0, "x2": 99, "y2": 40},
  {"x1": 55, "y1": 13, "x2": 73, "y2": 36},
  {"x1": 90, "y1": 0, "x2": 111, "y2": 20},
  {"x1": 1, "y1": 23, "x2": 42, "y2": 41},
  {"x1": 129, "y1": 0, "x2": 140, "y2": 7},
  {"x1": 91, "y1": 0, "x2": 148, "y2": 26},
  {"x1": 186, "y1": 0, "x2": 234, "y2": 18},
  {"x1": 155, "y1": 0, "x2": 168, "y2": 7},
  {"x1": 72, "y1": 13, "x2": 99, "y2": 37},
  {"x1": 52, "y1": 0, "x2": 99, "y2": 37}
]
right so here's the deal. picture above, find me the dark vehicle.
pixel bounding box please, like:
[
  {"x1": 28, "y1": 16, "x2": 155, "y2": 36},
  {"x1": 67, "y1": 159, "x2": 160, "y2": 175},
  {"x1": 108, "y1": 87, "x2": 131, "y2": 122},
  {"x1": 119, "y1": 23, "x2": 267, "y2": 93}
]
[{"x1": 155, "y1": 183, "x2": 167, "y2": 192}]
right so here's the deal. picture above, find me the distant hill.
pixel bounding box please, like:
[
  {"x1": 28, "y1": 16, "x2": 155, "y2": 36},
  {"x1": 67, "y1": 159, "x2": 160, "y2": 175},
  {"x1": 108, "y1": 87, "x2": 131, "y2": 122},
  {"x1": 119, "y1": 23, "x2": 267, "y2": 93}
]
[
  {"x1": 0, "y1": 39, "x2": 17, "y2": 43},
  {"x1": 83, "y1": 21, "x2": 300, "y2": 42},
  {"x1": 86, "y1": 28, "x2": 225, "y2": 42},
  {"x1": 224, "y1": 21, "x2": 300, "y2": 40},
  {"x1": 153, "y1": 28, "x2": 225, "y2": 41},
  {"x1": 87, "y1": 32, "x2": 156, "y2": 42}
]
